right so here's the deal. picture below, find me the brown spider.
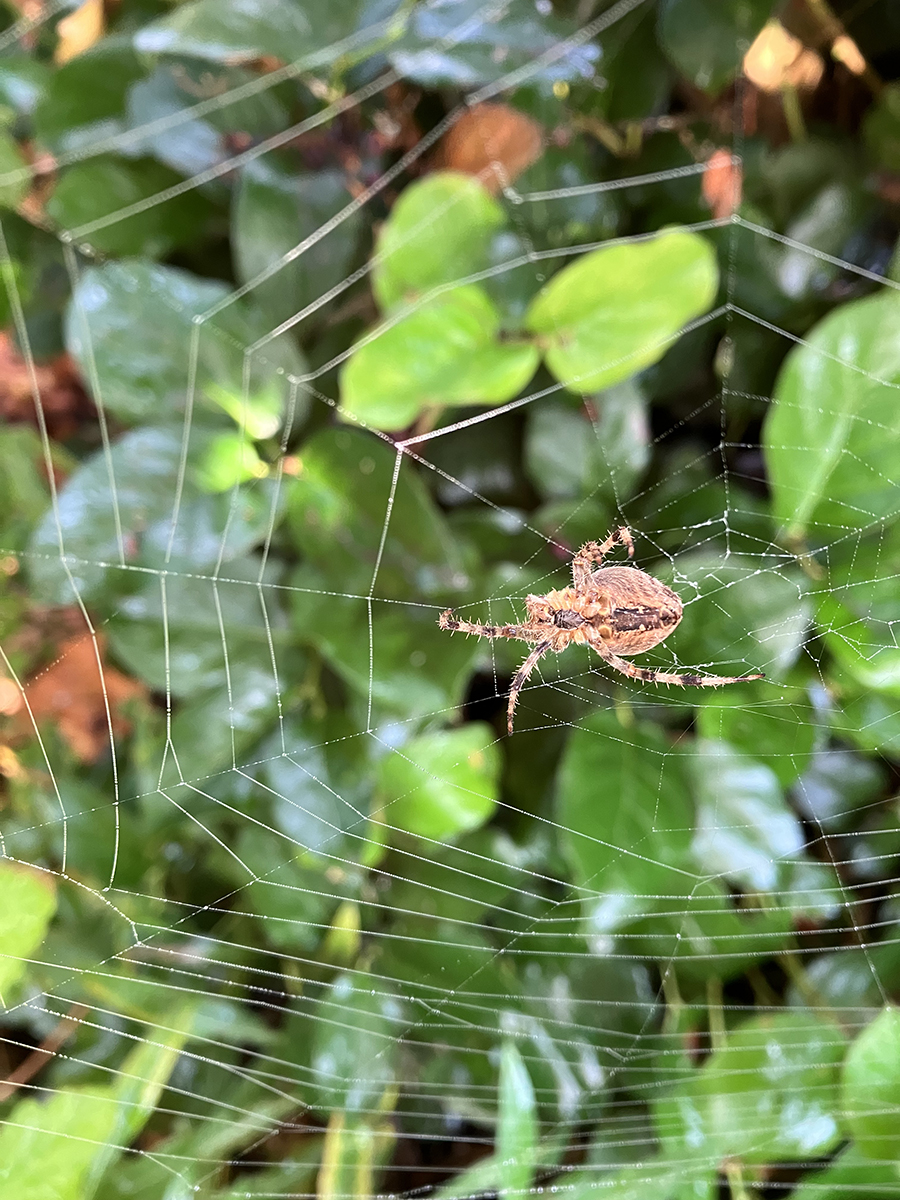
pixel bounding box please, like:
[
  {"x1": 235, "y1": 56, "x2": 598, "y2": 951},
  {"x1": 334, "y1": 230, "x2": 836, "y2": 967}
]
[{"x1": 439, "y1": 527, "x2": 765, "y2": 733}]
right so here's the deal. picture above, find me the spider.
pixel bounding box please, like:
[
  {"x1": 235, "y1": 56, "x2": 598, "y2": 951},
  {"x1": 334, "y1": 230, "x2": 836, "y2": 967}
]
[{"x1": 439, "y1": 526, "x2": 765, "y2": 733}]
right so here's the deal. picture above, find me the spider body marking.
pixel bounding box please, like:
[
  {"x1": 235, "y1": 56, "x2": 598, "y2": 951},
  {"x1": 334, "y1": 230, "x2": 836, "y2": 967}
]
[{"x1": 439, "y1": 526, "x2": 765, "y2": 733}]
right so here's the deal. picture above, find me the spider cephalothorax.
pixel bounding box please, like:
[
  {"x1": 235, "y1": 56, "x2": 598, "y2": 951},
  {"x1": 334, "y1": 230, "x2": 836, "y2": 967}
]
[{"x1": 439, "y1": 527, "x2": 764, "y2": 733}]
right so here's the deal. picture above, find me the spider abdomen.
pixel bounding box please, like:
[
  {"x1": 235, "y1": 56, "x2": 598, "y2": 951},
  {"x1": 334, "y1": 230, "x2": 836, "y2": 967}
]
[{"x1": 589, "y1": 566, "x2": 683, "y2": 655}]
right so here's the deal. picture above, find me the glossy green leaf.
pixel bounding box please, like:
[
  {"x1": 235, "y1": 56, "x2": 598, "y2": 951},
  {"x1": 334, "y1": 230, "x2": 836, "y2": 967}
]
[
  {"x1": 842, "y1": 1005, "x2": 900, "y2": 1159},
  {"x1": 65, "y1": 259, "x2": 306, "y2": 425},
  {"x1": 526, "y1": 229, "x2": 718, "y2": 394},
  {"x1": 631, "y1": 878, "x2": 791, "y2": 981},
  {"x1": 525, "y1": 382, "x2": 650, "y2": 502},
  {"x1": 134, "y1": 0, "x2": 392, "y2": 65},
  {"x1": 27, "y1": 426, "x2": 206, "y2": 605},
  {"x1": 656, "y1": 1012, "x2": 846, "y2": 1166},
  {"x1": 764, "y1": 291, "x2": 900, "y2": 540},
  {"x1": 657, "y1": 0, "x2": 775, "y2": 93},
  {"x1": 377, "y1": 724, "x2": 501, "y2": 840},
  {"x1": 696, "y1": 684, "x2": 816, "y2": 787},
  {"x1": 160, "y1": 658, "x2": 286, "y2": 784},
  {"x1": 291, "y1": 586, "x2": 479, "y2": 719},
  {"x1": 558, "y1": 710, "x2": 695, "y2": 928},
  {"x1": 390, "y1": 0, "x2": 599, "y2": 88},
  {"x1": 796, "y1": 734, "x2": 888, "y2": 830},
  {"x1": 310, "y1": 971, "x2": 403, "y2": 1113},
  {"x1": 107, "y1": 558, "x2": 284, "y2": 698},
  {"x1": 664, "y1": 550, "x2": 808, "y2": 681},
  {"x1": 126, "y1": 61, "x2": 289, "y2": 178},
  {"x1": 286, "y1": 426, "x2": 467, "y2": 598},
  {"x1": 0, "y1": 129, "x2": 28, "y2": 209},
  {"x1": 510, "y1": 141, "x2": 621, "y2": 253},
  {"x1": 690, "y1": 739, "x2": 804, "y2": 892},
  {"x1": 497, "y1": 1041, "x2": 538, "y2": 1198},
  {"x1": 234, "y1": 157, "x2": 362, "y2": 328},
  {"x1": 46, "y1": 156, "x2": 209, "y2": 258},
  {"x1": 817, "y1": 594, "x2": 900, "y2": 696},
  {"x1": 0, "y1": 1006, "x2": 194, "y2": 1199},
  {"x1": 374, "y1": 172, "x2": 506, "y2": 312},
  {"x1": 340, "y1": 284, "x2": 539, "y2": 431},
  {"x1": 0, "y1": 862, "x2": 56, "y2": 1003},
  {"x1": 864, "y1": 82, "x2": 900, "y2": 172},
  {"x1": 33, "y1": 44, "x2": 144, "y2": 156},
  {"x1": 791, "y1": 1141, "x2": 900, "y2": 1200}
]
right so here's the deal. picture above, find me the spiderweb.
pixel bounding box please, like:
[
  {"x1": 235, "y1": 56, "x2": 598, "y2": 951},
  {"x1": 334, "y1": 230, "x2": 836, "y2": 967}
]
[{"x1": 0, "y1": 1, "x2": 899, "y2": 1197}]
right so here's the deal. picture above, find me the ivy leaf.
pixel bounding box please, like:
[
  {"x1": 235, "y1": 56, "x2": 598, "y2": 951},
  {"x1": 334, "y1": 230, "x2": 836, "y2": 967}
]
[
  {"x1": 764, "y1": 291, "x2": 900, "y2": 541},
  {"x1": 526, "y1": 229, "x2": 718, "y2": 394},
  {"x1": 339, "y1": 284, "x2": 539, "y2": 431},
  {"x1": 373, "y1": 172, "x2": 506, "y2": 313}
]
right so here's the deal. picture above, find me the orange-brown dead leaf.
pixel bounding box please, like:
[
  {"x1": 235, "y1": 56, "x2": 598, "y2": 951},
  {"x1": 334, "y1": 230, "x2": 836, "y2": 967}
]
[
  {"x1": 0, "y1": 332, "x2": 94, "y2": 441},
  {"x1": 19, "y1": 632, "x2": 146, "y2": 763},
  {"x1": 55, "y1": 0, "x2": 105, "y2": 64},
  {"x1": 743, "y1": 22, "x2": 824, "y2": 93},
  {"x1": 702, "y1": 149, "x2": 742, "y2": 219},
  {"x1": 438, "y1": 103, "x2": 543, "y2": 193}
]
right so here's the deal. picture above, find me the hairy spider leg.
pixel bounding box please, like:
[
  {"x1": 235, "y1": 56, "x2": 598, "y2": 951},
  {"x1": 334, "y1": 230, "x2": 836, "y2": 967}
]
[
  {"x1": 507, "y1": 639, "x2": 553, "y2": 734},
  {"x1": 572, "y1": 526, "x2": 634, "y2": 588},
  {"x1": 591, "y1": 639, "x2": 765, "y2": 688},
  {"x1": 438, "y1": 611, "x2": 533, "y2": 640}
]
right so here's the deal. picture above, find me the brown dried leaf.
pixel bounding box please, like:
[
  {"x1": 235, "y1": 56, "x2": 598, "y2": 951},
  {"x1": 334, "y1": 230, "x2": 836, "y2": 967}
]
[
  {"x1": 438, "y1": 103, "x2": 543, "y2": 193},
  {"x1": 0, "y1": 332, "x2": 94, "y2": 441},
  {"x1": 702, "y1": 148, "x2": 742, "y2": 219},
  {"x1": 20, "y1": 632, "x2": 146, "y2": 763}
]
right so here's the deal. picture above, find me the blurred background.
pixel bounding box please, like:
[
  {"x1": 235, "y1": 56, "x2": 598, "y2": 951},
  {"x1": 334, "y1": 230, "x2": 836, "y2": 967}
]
[{"x1": 1, "y1": 0, "x2": 900, "y2": 1197}]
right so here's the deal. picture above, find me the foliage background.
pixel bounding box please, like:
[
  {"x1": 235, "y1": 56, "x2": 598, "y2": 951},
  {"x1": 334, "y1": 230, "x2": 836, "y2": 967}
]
[{"x1": 1, "y1": 0, "x2": 900, "y2": 1197}]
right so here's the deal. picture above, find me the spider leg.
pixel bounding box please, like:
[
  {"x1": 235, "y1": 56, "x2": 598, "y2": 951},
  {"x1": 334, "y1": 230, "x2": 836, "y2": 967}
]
[
  {"x1": 439, "y1": 610, "x2": 532, "y2": 640},
  {"x1": 572, "y1": 526, "x2": 634, "y2": 587},
  {"x1": 507, "y1": 639, "x2": 553, "y2": 734},
  {"x1": 593, "y1": 642, "x2": 764, "y2": 688}
]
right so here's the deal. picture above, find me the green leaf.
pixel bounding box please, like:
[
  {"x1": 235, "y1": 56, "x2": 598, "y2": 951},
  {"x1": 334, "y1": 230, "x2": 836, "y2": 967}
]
[
  {"x1": 0, "y1": 425, "x2": 51, "y2": 552},
  {"x1": 664, "y1": 550, "x2": 808, "y2": 681},
  {"x1": 390, "y1": 0, "x2": 599, "y2": 88},
  {"x1": 286, "y1": 426, "x2": 467, "y2": 598},
  {"x1": 558, "y1": 711, "x2": 695, "y2": 928},
  {"x1": 0, "y1": 862, "x2": 56, "y2": 1004},
  {"x1": 134, "y1": 0, "x2": 393, "y2": 65},
  {"x1": 33, "y1": 43, "x2": 145, "y2": 156},
  {"x1": 817, "y1": 594, "x2": 900, "y2": 696},
  {"x1": 107, "y1": 557, "x2": 285, "y2": 698},
  {"x1": 377, "y1": 724, "x2": 501, "y2": 840},
  {"x1": 657, "y1": 0, "x2": 775, "y2": 93},
  {"x1": 497, "y1": 1041, "x2": 539, "y2": 1198},
  {"x1": 863, "y1": 82, "x2": 900, "y2": 172},
  {"x1": 160, "y1": 658, "x2": 285, "y2": 783},
  {"x1": 696, "y1": 684, "x2": 816, "y2": 787},
  {"x1": 339, "y1": 284, "x2": 539, "y2": 431},
  {"x1": 791, "y1": 1142, "x2": 900, "y2": 1200},
  {"x1": 310, "y1": 971, "x2": 403, "y2": 1113},
  {"x1": 374, "y1": 172, "x2": 506, "y2": 312},
  {"x1": 655, "y1": 1012, "x2": 846, "y2": 1167},
  {"x1": 234, "y1": 157, "x2": 362, "y2": 328},
  {"x1": 525, "y1": 229, "x2": 718, "y2": 394},
  {"x1": 0, "y1": 1006, "x2": 194, "y2": 1200},
  {"x1": 690, "y1": 739, "x2": 804, "y2": 892},
  {"x1": 525, "y1": 383, "x2": 650, "y2": 502},
  {"x1": 291, "y1": 586, "x2": 480, "y2": 720},
  {"x1": 27, "y1": 425, "x2": 206, "y2": 605},
  {"x1": 126, "y1": 62, "x2": 290, "y2": 178},
  {"x1": 0, "y1": 128, "x2": 28, "y2": 209},
  {"x1": 46, "y1": 156, "x2": 209, "y2": 258},
  {"x1": 764, "y1": 291, "x2": 900, "y2": 540},
  {"x1": 842, "y1": 1005, "x2": 900, "y2": 1159},
  {"x1": 65, "y1": 259, "x2": 306, "y2": 425}
]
